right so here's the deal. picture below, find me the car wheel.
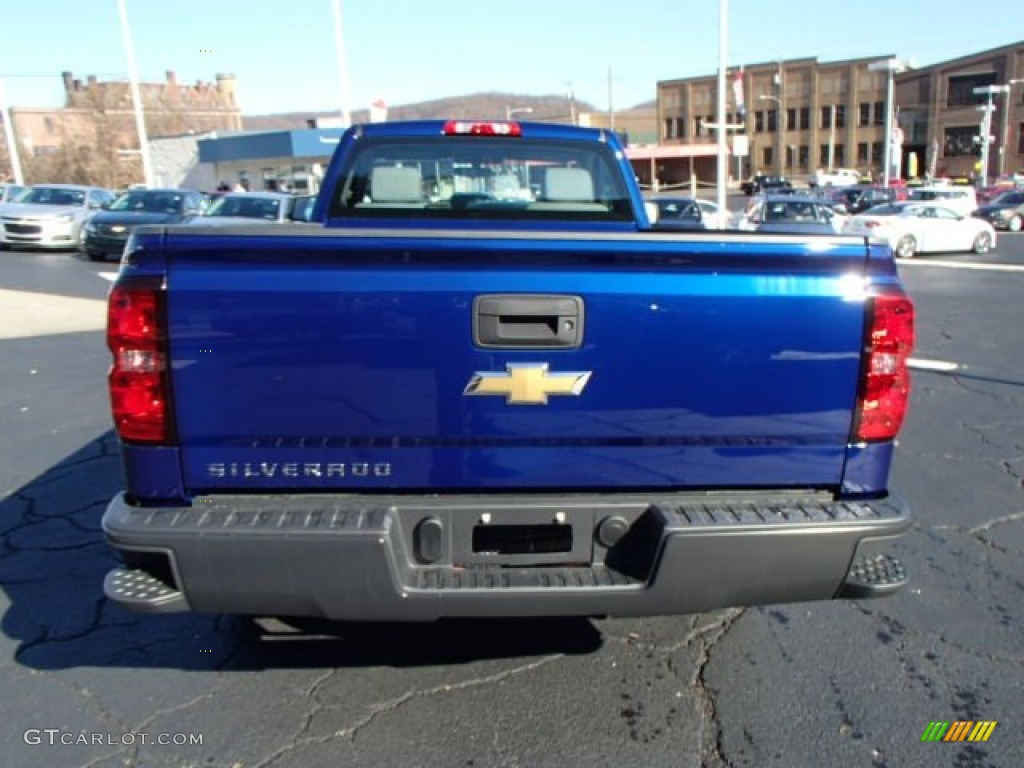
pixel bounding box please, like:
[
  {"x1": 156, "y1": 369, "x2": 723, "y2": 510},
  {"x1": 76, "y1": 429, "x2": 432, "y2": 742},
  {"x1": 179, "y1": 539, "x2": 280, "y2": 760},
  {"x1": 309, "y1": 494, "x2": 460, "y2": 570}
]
[
  {"x1": 86, "y1": 251, "x2": 106, "y2": 262},
  {"x1": 1009, "y1": 215, "x2": 1023, "y2": 233},
  {"x1": 972, "y1": 232, "x2": 993, "y2": 254},
  {"x1": 895, "y1": 234, "x2": 917, "y2": 259}
]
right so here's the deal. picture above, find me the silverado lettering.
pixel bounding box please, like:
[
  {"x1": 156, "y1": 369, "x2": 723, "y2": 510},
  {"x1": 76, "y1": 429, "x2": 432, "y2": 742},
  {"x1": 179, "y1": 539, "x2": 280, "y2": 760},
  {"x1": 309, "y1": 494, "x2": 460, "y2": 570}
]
[{"x1": 101, "y1": 119, "x2": 914, "y2": 621}]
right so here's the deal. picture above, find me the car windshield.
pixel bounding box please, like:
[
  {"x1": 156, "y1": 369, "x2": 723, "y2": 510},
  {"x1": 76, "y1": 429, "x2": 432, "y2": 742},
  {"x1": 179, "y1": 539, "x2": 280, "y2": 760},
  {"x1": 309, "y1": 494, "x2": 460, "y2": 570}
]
[
  {"x1": 13, "y1": 187, "x2": 87, "y2": 206},
  {"x1": 109, "y1": 191, "x2": 184, "y2": 214},
  {"x1": 204, "y1": 195, "x2": 281, "y2": 219}
]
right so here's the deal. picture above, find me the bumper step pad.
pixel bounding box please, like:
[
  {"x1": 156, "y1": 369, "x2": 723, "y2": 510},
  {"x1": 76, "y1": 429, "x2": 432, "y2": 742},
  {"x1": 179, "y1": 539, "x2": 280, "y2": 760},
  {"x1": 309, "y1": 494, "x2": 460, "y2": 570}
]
[
  {"x1": 104, "y1": 567, "x2": 188, "y2": 613},
  {"x1": 837, "y1": 553, "x2": 908, "y2": 599}
]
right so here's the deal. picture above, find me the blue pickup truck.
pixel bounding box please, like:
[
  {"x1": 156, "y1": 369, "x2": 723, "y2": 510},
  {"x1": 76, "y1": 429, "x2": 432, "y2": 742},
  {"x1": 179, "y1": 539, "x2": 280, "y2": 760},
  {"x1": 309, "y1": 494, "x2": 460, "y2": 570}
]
[{"x1": 101, "y1": 120, "x2": 914, "y2": 621}]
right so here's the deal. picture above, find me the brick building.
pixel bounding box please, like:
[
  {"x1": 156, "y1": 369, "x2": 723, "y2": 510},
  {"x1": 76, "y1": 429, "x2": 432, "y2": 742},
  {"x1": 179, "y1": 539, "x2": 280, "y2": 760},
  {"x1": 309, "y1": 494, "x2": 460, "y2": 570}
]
[
  {"x1": 6, "y1": 71, "x2": 243, "y2": 186},
  {"x1": 654, "y1": 40, "x2": 1024, "y2": 185}
]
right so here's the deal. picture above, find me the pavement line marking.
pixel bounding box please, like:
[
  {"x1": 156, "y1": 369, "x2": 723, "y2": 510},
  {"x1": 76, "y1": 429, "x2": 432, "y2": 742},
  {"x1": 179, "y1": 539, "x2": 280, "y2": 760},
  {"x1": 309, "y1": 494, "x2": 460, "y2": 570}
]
[
  {"x1": 98, "y1": 272, "x2": 119, "y2": 282},
  {"x1": 908, "y1": 357, "x2": 959, "y2": 372},
  {"x1": 896, "y1": 258, "x2": 1024, "y2": 273},
  {"x1": 0, "y1": 289, "x2": 107, "y2": 340}
]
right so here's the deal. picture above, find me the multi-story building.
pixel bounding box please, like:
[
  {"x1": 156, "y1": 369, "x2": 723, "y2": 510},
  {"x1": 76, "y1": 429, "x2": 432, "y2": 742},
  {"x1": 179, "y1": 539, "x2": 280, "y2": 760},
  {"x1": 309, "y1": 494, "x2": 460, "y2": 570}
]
[
  {"x1": 5, "y1": 71, "x2": 243, "y2": 186},
  {"x1": 654, "y1": 40, "x2": 1024, "y2": 186}
]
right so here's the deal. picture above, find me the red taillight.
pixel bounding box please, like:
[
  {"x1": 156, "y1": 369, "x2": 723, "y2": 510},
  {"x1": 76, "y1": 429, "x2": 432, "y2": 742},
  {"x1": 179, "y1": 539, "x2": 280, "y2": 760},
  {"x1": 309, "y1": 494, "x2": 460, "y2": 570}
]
[
  {"x1": 864, "y1": 220, "x2": 880, "y2": 228},
  {"x1": 442, "y1": 120, "x2": 522, "y2": 137},
  {"x1": 107, "y1": 280, "x2": 173, "y2": 443},
  {"x1": 853, "y1": 293, "x2": 915, "y2": 442}
]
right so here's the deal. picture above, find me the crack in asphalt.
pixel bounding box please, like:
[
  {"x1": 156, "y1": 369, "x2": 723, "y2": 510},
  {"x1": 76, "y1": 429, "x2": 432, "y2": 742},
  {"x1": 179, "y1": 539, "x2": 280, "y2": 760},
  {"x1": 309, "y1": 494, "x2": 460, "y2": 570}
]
[
  {"x1": 249, "y1": 655, "x2": 563, "y2": 768},
  {"x1": 688, "y1": 608, "x2": 745, "y2": 768},
  {"x1": 968, "y1": 510, "x2": 1024, "y2": 534}
]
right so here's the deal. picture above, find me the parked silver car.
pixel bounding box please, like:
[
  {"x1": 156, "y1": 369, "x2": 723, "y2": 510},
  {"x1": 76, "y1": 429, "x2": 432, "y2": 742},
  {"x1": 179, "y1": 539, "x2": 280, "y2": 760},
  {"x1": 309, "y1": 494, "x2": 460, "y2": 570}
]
[
  {"x1": 186, "y1": 191, "x2": 296, "y2": 227},
  {"x1": 0, "y1": 184, "x2": 116, "y2": 250}
]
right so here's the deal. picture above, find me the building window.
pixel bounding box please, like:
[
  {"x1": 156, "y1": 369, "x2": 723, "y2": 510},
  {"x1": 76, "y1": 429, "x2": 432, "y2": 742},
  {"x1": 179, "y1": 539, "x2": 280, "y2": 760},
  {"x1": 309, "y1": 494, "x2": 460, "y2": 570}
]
[
  {"x1": 763, "y1": 146, "x2": 774, "y2": 167},
  {"x1": 873, "y1": 102, "x2": 885, "y2": 126},
  {"x1": 859, "y1": 103, "x2": 871, "y2": 127},
  {"x1": 694, "y1": 116, "x2": 704, "y2": 137},
  {"x1": 798, "y1": 145, "x2": 809, "y2": 169},
  {"x1": 663, "y1": 119, "x2": 673, "y2": 139},
  {"x1": 945, "y1": 125, "x2": 980, "y2": 157},
  {"x1": 821, "y1": 106, "x2": 832, "y2": 129},
  {"x1": 871, "y1": 142, "x2": 884, "y2": 166},
  {"x1": 767, "y1": 109, "x2": 778, "y2": 132},
  {"x1": 835, "y1": 105, "x2": 847, "y2": 129},
  {"x1": 755, "y1": 110, "x2": 765, "y2": 133},
  {"x1": 857, "y1": 143, "x2": 869, "y2": 164},
  {"x1": 786, "y1": 108, "x2": 796, "y2": 131},
  {"x1": 799, "y1": 108, "x2": 810, "y2": 131},
  {"x1": 676, "y1": 117, "x2": 686, "y2": 139},
  {"x1": 835, "y1": 144, "x2": 845, "y2": 166},
  {"x1": 1019, "y1": 122, "x2": 1024, "y2": 153},
  {"x1": 44, "y1": 117, "x2": 55, "y2": 133},
  {"x1": 947, "y1": 73, "x2": 997, "y2": 107}
]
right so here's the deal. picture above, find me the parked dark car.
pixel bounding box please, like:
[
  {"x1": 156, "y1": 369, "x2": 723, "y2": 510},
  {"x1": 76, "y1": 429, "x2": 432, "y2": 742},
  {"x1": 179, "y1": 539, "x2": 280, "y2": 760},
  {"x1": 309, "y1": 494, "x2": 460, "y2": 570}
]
[
  {"x1": 972, "y1": 190, "x2": 1024, "y2": 232},
  {"x1": 740, "y1": 174, "x2": 793, "y2": 196},
  {"x1": 81, "y1": 188, "x2": 207, "y2": 261},
  {"x1": 827, "y1": 185, "x2": 903, "y2": 215}
]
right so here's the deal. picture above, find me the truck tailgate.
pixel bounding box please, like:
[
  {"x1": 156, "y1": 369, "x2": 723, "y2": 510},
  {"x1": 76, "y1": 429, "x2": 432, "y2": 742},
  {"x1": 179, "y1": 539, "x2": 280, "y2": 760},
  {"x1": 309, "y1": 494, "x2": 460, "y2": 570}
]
[{"x1": 163, "y1": 229, "x2": 870, "y2": 493}]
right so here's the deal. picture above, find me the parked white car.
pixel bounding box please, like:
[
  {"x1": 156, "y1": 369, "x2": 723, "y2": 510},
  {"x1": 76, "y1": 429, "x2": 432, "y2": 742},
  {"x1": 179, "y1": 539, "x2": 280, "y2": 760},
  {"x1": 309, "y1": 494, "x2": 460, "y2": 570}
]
[
  {"x1": 843, "y1": 202, "x2": 996, "y2": 259},
  {"x1": 810, "y1": 168, "x2": 861, "y2": 189},
  {"x1": 905, "y1": 186, "x2": 978, "y2": 216}
]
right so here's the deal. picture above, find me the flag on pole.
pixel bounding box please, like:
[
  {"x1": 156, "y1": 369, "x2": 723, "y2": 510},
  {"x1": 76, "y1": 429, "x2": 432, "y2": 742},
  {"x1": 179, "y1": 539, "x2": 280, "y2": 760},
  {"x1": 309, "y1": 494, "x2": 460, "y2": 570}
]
[{"x1": 732, "y1": 68, "x2": 746, "y2": 119}]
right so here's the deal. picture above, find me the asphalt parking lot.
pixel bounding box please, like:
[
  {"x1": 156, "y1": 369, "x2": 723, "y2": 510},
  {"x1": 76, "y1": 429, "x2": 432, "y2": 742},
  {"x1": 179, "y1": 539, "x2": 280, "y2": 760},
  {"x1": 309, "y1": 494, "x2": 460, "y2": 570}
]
[{"x1": 2, "y1": 234, "x2": 1023, "y2": 768}]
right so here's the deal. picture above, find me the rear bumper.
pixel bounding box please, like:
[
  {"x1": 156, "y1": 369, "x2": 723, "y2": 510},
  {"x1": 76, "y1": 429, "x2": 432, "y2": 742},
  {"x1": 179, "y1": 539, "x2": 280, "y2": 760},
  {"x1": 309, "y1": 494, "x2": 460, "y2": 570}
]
[{"x1": 102, "y1": 490, "x2": 911, "y2": 621}]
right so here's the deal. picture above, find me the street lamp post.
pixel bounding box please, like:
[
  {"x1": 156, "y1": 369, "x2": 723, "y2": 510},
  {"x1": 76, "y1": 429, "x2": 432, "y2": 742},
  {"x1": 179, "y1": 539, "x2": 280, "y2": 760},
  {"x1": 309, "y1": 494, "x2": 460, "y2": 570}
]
[
  {"x1": 868, "y1": 57, "x2": 911, "y2": 188},
  {"x1": 973, "y1": 84, "x2": 1009, "y2": 187},
  {"x1": 505, "y1": 106, "x2": 533, "y2": 121},
  {"x1": 998, "y1": 79, "x2": 1023, "y2": 177}
]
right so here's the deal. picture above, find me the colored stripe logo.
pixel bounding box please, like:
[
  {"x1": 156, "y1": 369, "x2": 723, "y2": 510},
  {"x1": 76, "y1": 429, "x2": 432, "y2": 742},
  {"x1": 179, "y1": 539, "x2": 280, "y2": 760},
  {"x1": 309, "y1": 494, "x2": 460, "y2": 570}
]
[{"x1": 921, "y1": 721, "x2": 997, "y2": 742}]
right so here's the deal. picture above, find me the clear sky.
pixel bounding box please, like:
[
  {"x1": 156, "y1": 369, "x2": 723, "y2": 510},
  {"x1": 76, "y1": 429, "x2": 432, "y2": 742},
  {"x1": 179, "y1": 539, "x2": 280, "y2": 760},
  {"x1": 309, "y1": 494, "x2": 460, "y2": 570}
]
[{"x1": 2, "y1": 0, "x2": 1021, "y2": 115}]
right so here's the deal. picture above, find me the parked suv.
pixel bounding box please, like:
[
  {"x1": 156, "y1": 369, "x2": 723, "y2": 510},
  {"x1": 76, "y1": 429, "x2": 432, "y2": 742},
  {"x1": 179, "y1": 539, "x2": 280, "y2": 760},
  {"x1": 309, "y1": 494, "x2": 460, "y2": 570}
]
[{"x1": 906, "y1": 186, "x2": 978, "y2": 216}]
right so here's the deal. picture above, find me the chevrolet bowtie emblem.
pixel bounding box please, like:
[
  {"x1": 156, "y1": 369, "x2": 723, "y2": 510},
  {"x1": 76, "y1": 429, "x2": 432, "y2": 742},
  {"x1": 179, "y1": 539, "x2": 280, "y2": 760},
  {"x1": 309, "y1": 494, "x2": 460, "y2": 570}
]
[{"x1": 464, "y1": 363, "x2": 592, "y2": 405}]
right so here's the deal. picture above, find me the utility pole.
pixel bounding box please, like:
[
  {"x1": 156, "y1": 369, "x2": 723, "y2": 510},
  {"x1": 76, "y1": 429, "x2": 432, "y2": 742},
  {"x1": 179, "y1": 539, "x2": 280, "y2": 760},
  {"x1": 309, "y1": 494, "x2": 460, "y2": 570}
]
[
  {"x1": 566, "y1": 80, "x2": 577, "y2": 126},
  {"x1": 608, "y1": 66, "x2": 614, "y2": 133},
  {"x1": 715, "y1": 0, "x2": 728, "y2": 215},
  {"x1": 973, "y1": 84, "x2": 1009, "y2": 187},
  {"x1": 331, "y1": 0, "x2": 352, "y2": 128},
  {"x1": 0, "y1": 78, "x2": 24, "y2": 184},
  {"x1": 116, "y1": 0, "x2": 154, "y2": 187}
]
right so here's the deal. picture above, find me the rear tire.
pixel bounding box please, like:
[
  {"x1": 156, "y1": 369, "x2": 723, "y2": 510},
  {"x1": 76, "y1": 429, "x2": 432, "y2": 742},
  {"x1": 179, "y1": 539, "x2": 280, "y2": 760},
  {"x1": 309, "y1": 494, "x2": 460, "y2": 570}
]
[
  {"x1": 972, "y1": 232, "x2": 993, "y2": 254},
  {"x1": 1009, "y1": 215, "x2": 1023, "y2": 233},
  {"x1": 86, "y1": 251, "x2": 106, "y2": 262},
  {"x1": 895, "y1": 234, "x2": 917, "y2": 259}
]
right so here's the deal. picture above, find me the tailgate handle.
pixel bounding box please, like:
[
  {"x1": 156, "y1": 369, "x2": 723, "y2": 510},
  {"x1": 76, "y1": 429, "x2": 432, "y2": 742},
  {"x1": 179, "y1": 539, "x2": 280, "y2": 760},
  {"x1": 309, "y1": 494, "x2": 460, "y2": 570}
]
[{"x1": 474, "y1": 295, "x2": 584, "y2": 349}]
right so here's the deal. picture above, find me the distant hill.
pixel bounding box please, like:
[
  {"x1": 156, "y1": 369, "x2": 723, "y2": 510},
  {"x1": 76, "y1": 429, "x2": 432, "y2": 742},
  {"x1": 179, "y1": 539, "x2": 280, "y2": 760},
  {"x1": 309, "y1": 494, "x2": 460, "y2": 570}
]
[{"x1": 243, "y1": 92, "x2": 599, "y2": 132}]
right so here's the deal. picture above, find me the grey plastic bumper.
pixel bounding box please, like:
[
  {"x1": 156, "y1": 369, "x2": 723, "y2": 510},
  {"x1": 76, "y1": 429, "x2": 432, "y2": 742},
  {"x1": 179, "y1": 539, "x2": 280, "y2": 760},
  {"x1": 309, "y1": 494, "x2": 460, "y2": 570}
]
[{"x1": 102, "y1": 491, "x2": 910, "y2": 620}]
